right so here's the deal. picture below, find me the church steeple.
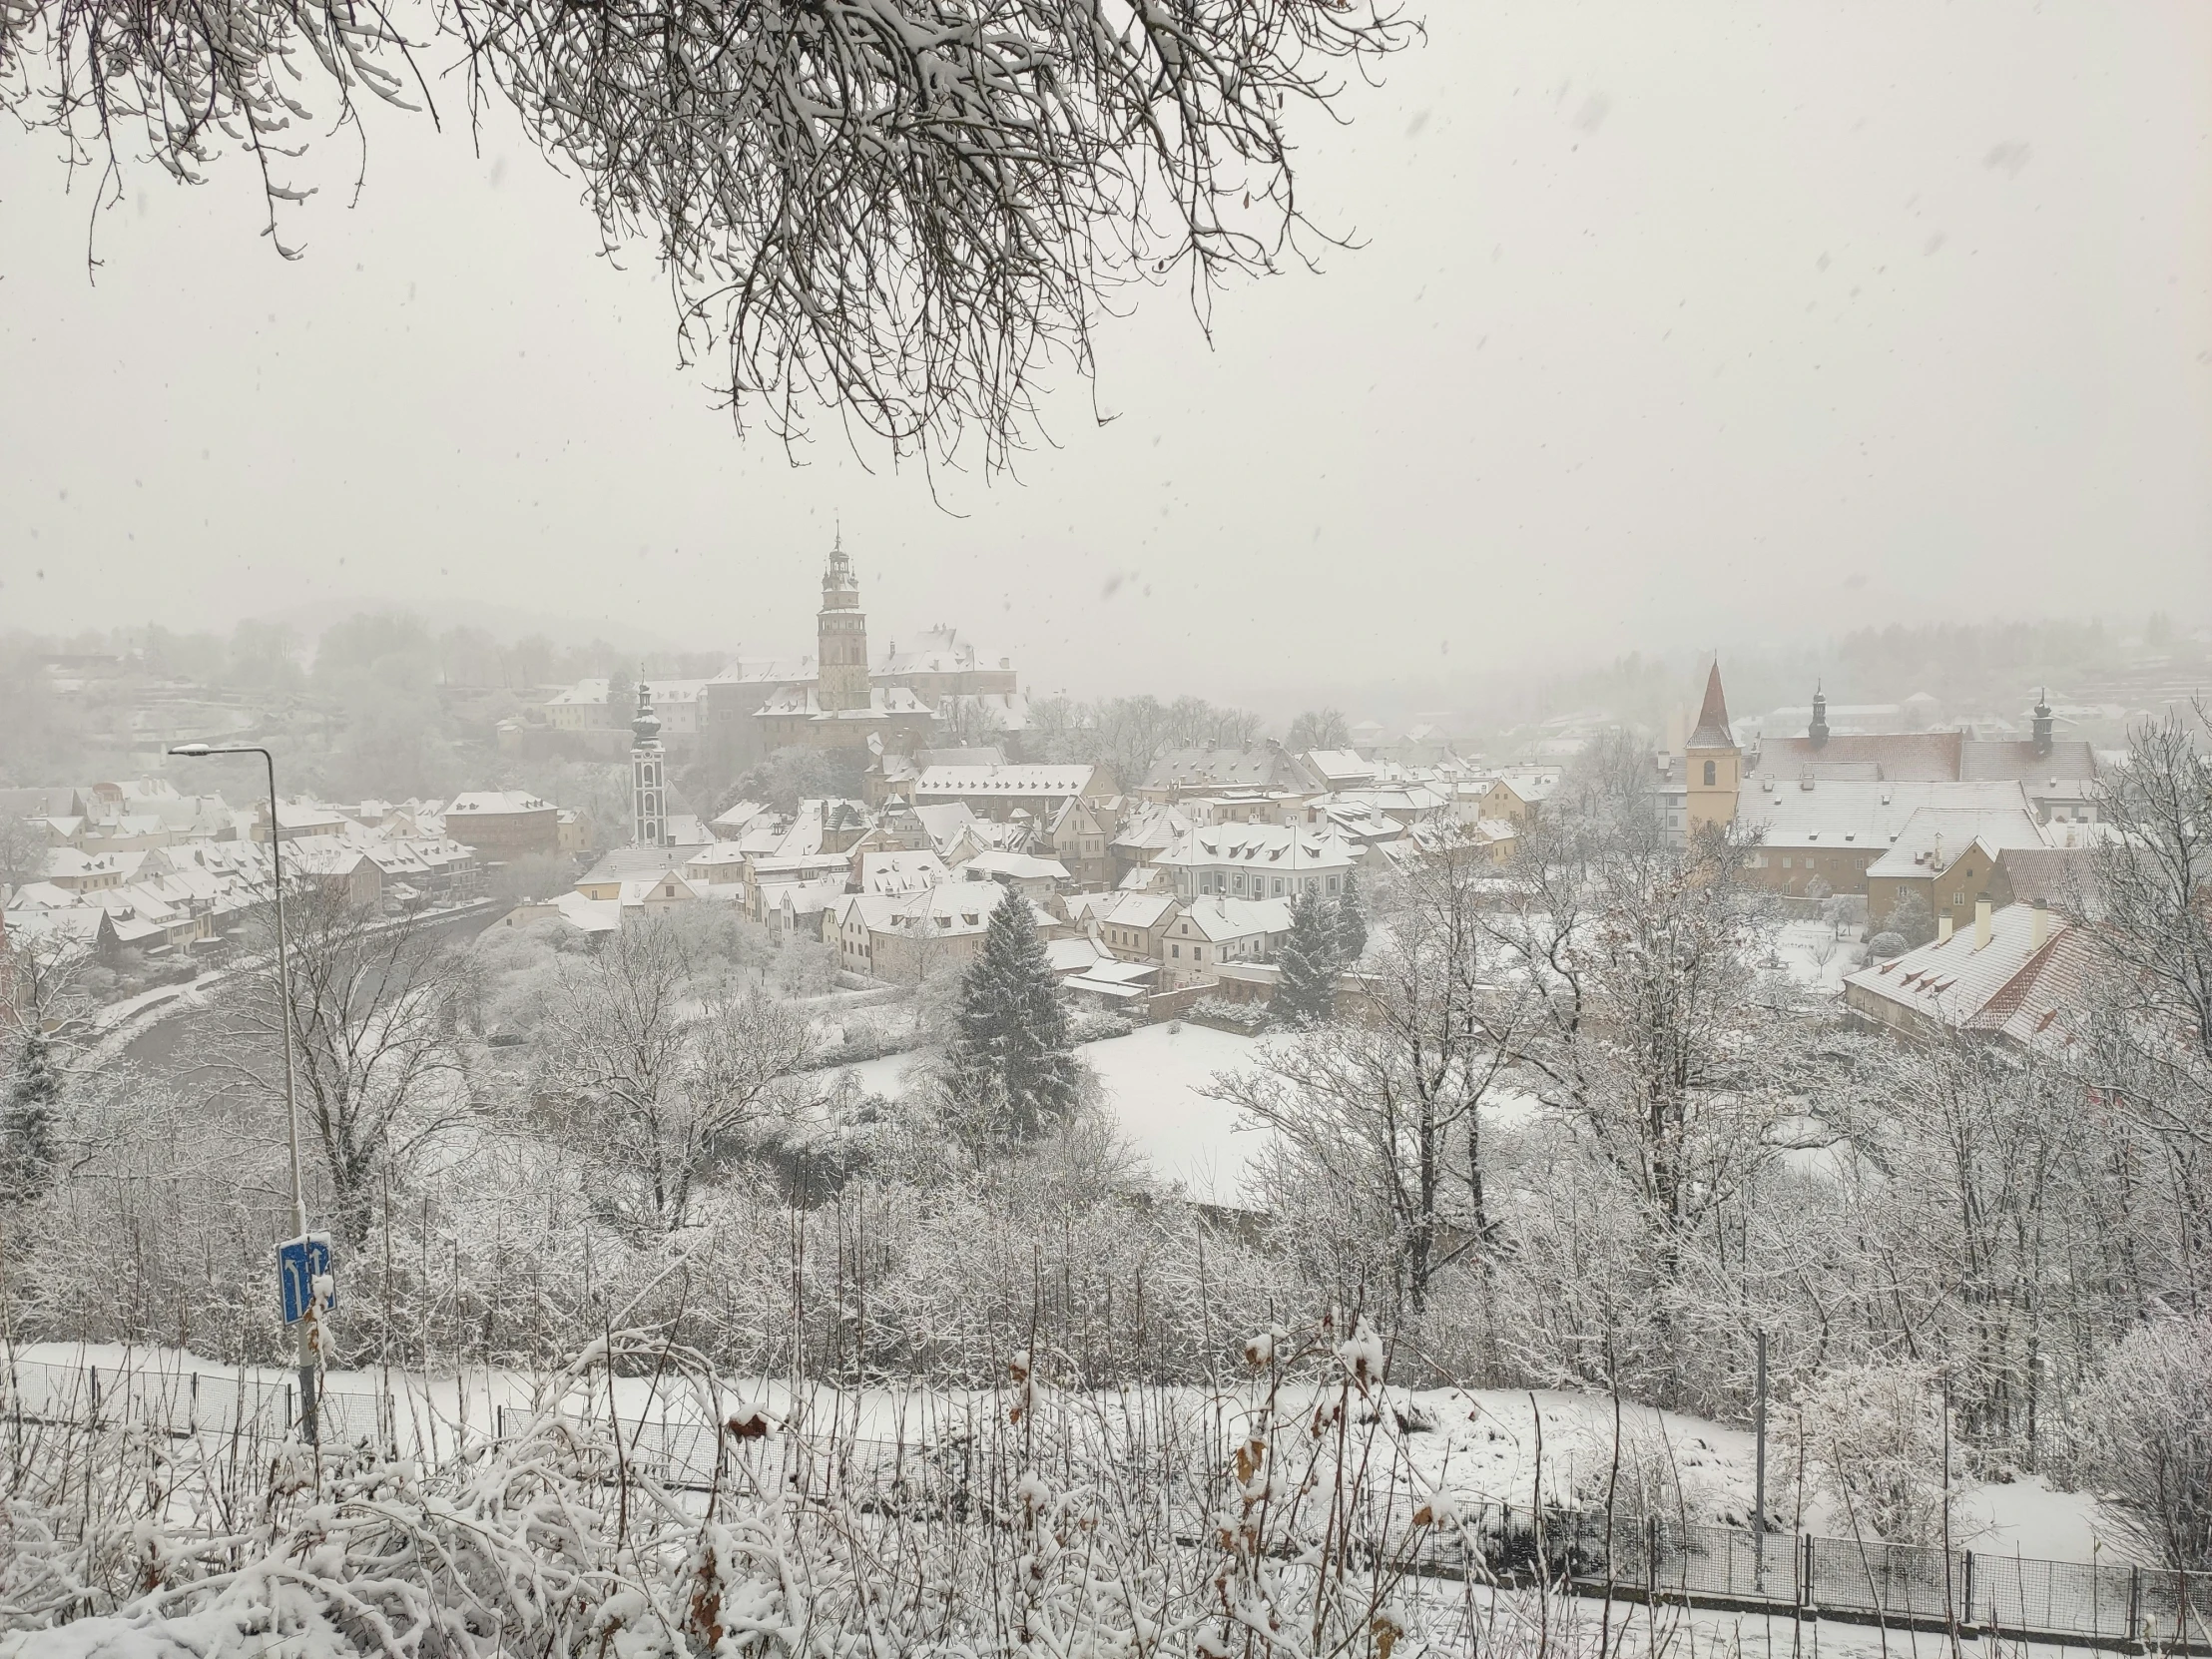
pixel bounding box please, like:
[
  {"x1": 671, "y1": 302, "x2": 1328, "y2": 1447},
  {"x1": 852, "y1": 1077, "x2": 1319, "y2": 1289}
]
[
  {"x1": 817, "y1": 536, "x2": 871, "y2": 714},
  {"x1": 631, "y1": 676, "x2": 667, "y2": 846},
  {"x1": 2031, "y1": 687, "x2": 2053, "y2": 759},
  {"x1": 1684, "y1": 661, "x2": 1741, "y2": 833},
  {"x1": 1809, "y1": 681, "x2": 1830, "y2": 750}
]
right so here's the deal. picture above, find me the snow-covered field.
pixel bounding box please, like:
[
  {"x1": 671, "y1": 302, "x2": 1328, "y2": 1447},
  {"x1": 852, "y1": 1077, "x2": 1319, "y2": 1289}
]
[
  {"x1": 832, "y1": 1020, "x2": 1273, "y2": 1202},
  {"x1": 9, "y1": 1342, "x2": 2117, "y2": 1565}
]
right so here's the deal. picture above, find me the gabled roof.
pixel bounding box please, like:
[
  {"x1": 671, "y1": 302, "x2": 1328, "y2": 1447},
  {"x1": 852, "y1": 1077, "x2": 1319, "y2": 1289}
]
[
  {"x1": 1172, "y1": 895, "x2": 1295, "y2": 942},
  {"x1": 1741, "y1": 779, "x2": 2036, "y2": 850},
  {"x1": 1103, "y1": 890, "x2": 1181, "y2": 929},
  {"x1": 1997, "y1": 846, "x2": 2104, "y2": 919},
  {"x1": 1958, "y1": 739, "x2": 2101, "y2": 784},
  {"x1": 912, "y1": 764, "x2": 1102, "y2": 797},
  {"x1": 1844, "y1": 902, "x2": 2098, "y2": 1051},
  {"x1": 1753, "y1": 732, "x2": 1962, "y2": 783},
  {"x1": 1862, "y1": 807, "x2": 2050, "y2": 879}
]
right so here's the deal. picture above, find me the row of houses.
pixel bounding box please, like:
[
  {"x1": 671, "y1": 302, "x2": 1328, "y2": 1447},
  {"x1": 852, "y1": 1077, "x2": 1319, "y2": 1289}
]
[{"x1": 1, "y1": 780, "x2": 585, "y2": 970}]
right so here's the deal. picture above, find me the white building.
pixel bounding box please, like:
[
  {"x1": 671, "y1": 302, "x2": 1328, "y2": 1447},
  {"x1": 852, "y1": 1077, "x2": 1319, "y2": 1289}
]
[{"x1": 1155, "y1": 823, "x2": 1358, "y2": 904}]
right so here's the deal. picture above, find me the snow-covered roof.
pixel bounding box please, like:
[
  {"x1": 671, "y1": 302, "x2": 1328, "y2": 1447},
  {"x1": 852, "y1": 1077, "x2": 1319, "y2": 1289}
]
[
  {"x1": 1844, "y1": 903, "x2": 2096, "y2": 1049},
  {"x1": 912, "y1": 764, "x2": 1102, "y2": 798},
  {"x1": 857, "y1": 849, "x2": 949, "y2": 895},
  {"x1": 1302, "y1": 749, "x2": 1375, "y2": 785},
  {"x1": 446, "y1": 791, "x2": 554, "y2": 817},
  {"x1": 962, "y1": 850, "x2": 1069, "y2": 883},
  {"x1": 1157, "y1": 823, "x2": 1357, "y2": 873},
  {"x1": 1171, "y1": 895, "x2": 1294, "y2": 942},
  {"x1": 1045, "y1": 936, "x2": 1105, "y2": 976},
  {"x1": 1744, "y1": 779, "x2": 2037, "y2": 852},
  {"x1": 1103, "y1": 890, "x2": 1180, "y2": 929},
  {"x1": 1863, "y1": 808, "x2": 2050, "y2": 879}
]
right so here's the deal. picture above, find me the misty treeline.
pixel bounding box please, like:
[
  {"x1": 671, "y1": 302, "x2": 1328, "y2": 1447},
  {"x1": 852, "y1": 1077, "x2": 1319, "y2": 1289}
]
[
  {"x1": 6, "y1": 718, "x2": 2212, "y2": 1573},
  {"x1": 1499, "y1": 614, "x2": 2205, "y2": 740}
]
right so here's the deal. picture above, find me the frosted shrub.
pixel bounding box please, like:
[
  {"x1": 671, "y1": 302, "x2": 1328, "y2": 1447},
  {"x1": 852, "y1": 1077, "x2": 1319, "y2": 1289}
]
[
  {"x1": 1799, "y1": 1361, "x2": 1957, "y2": 1545},
  {"x1": 2065, "y1": 1316, "x2": 2212, "y2": 1570}
]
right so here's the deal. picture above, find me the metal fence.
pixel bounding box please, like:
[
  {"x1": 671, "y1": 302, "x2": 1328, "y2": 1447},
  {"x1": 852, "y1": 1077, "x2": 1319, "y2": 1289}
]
[
  {"x1": 1403, "y1": 1501, "x2": 2212, "y2": 1651},
  {"x1": 5, "y1": 1354, "x2": 433, "y2": 1458}
]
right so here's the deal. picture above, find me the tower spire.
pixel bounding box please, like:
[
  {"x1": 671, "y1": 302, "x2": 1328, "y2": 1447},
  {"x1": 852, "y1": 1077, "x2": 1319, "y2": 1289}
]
[{"x1": 1687, "y1": 661, "x2": 1734, "y2": 751}]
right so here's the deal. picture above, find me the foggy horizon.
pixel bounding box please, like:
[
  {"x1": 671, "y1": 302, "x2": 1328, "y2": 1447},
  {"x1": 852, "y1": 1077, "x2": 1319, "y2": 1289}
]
[{"x1": 6, "y1": 0, "x2": 2207, "y2": 706}]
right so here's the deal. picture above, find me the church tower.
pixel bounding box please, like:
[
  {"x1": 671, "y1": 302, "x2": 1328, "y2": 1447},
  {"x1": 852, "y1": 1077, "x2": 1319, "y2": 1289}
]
[
  {"x1": 631, "y1": 680, "x2": 667, "y2": 847},
  {"x1": 1808, "y1": 682, "x2": 1830, "y2": 749},
  {"x1": 1684, "y1": 662, "x2": 1741, "y2": 833},
  {"x1": 817, "y1": 538, "x2": 871, "y2": 714}
]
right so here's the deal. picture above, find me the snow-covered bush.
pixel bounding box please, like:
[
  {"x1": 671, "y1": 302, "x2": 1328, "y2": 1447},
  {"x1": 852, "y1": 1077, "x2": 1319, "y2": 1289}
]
[
  {"x1": 1867, "y1": 930, "x2": 1908, "y2": 959},
  {"x1": 1067, "y1": 1006, "x2": 1137, "y2": 1043},
  {"x1": 1799, "y1": 1361, "x2": 1957, "y2": 1545},
  {"x1": 0, "y1": 1323, "x2": 1602, "y2": 1659},
  {"x1": 2064, "y1": 1316, "x2": 2212, "y2": 1569}
]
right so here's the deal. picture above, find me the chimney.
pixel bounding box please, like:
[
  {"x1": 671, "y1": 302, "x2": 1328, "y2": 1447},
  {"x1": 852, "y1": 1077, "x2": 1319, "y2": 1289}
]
[
  {"x1": 1937, "y1": 913, "x2": 1953, "y2": 945},
  {"x1": 2031, "y1": 899, "x2": 2049, "y2": 949},
  {"x1": 1973, "y1": 895, "x2": 1992, "y2": 950}
]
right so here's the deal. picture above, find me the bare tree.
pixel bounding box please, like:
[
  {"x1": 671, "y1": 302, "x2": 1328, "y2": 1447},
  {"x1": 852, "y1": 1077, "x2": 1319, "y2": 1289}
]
[
  {"x1": 202, "y1": 883, "x2": 469, "y2": 1249},
  {"x1": 2089, "y1": 708, "x2": 2212, "y2": 1147},
  {"x1": 1213, "y1": 835, "x2": 1516, "y2": 1312},
  {"x1": 5, "y1": 0, "x2": 1412, "y2": 466},
  {"x1": 536, "y1": 918, "x2": 816, "y2": 1232},
  {"x1": 0, "y1": 815, "x2": 48, "y2": 897},
  {"x1": 1286, "y1": 708, "x2": 1352, "y2": 751}
]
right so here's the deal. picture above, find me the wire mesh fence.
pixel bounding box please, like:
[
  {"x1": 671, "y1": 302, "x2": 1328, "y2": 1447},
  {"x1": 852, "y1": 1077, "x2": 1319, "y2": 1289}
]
[
  {"x1": 3, "y1": 1353, "x2": 437, "y2": 1459},
  {"x1": 1394, "y1": 1501, "x2": 2212, "y2": 1651}
]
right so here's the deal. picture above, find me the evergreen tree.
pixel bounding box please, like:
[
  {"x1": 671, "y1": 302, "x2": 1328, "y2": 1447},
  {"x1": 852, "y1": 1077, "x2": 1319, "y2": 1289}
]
[
  {"x1": 945, "y1": 891, "x2": 1083, "y2": 1146},
  {"x1": 1271, "y1": 887, "x2": 1341, "y2": 1028},
  {"x1": 0, "y1": 1026, "x2": 63, "y2": 1204},
  {"x1": 1332, "y1": 870, "x2": 1369, "y2": 964}
]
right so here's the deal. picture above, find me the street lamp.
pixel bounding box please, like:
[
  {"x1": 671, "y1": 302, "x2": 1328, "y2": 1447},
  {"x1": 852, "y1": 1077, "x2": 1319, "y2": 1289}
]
[{"x1": 170, "y1": 742, "x2": 319, "y2": 1445}]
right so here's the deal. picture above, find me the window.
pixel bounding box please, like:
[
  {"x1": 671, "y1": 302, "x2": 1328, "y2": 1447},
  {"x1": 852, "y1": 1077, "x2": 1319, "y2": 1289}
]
[
  {"x1": 1195, "y1": 946, "x2": 1204, "y2": 960},
  {"x1": 1783, "y1": 856, "x2": 1793, "y2": 869},
  {"x1": 1171, "y1": 944, "x2": 1180, "y2": 958},
  {"x1": 1273, "y1": 878, "x2": 1284, "y2": 896},
  {"x1": 1703, "y1": 760, "x2": 1717, "y2": 786},
  {"x1": 1328, "y1": 876, "x2": 1340, "y2": 893}
]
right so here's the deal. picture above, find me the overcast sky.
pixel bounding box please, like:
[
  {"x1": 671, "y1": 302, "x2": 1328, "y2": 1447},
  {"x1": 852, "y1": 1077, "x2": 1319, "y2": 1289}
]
[{"x1": 3, "y1": 1, "x2": 2207, "y2": 705}]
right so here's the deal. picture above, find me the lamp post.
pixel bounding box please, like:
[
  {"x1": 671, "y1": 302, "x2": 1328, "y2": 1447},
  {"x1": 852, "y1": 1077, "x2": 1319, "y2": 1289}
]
[
  {"x1": 170, "y1": 742, "x2": 317, "y2": 1444},
  {"x1": 1753, "y1": 1327, "x2": 1769, "y2": 1593}
]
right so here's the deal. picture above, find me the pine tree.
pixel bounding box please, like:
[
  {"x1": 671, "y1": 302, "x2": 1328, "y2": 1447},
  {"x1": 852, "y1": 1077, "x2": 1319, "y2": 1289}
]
[
  {"x1": 0, "y1": 1026, "x2": 63, "y2": 1204},
  {"x1": 1271, "y1": 887, "x2": 1340, "y2": 1028},
  {"x1": 1332, "y1": 870, "x2": 1369, "y2": 964},
  {"x1": 945, "y1": 891, "x2": 1083, "y2": 1146}
]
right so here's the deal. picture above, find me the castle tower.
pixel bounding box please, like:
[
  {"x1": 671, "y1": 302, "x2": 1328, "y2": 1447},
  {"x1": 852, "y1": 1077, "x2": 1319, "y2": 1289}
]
[
  {"x1": 1684, "y1": 662, "x2": 1741, "y2": 833},
  {"x1": 817, "y1": 537, "x2": 871, "y2": 714},
  {"x1": 1809, "y1": 682, "x2": 1830, "y2": 750},
  {"x1": 631, "y1": 680, "x2": 667, "y2": 847}
]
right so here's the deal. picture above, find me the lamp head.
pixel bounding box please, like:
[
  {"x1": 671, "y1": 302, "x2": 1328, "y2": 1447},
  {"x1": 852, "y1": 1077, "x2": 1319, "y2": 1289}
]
[{"x1": 170, "y1": 743, "x2": 213, "y2": 758}]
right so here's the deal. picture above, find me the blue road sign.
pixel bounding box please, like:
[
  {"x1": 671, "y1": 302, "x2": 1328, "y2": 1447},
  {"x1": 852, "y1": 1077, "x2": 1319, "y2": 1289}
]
[{"x1": 278, "y1": 1235, "x2": 335, "y2": 1324}]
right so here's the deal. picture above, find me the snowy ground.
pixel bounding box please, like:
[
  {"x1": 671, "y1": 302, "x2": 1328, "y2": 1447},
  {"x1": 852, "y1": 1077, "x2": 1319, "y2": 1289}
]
[
  {"x1": 831, "y1": 1021, "x2": 1274, "y2": 1203},
  {"x1": 8, "y1": 1343, "x2": 2118, "y2": 1568},
  {"x1": 1766, "y1": 923, "x2": 1865, "y2": 996}
]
